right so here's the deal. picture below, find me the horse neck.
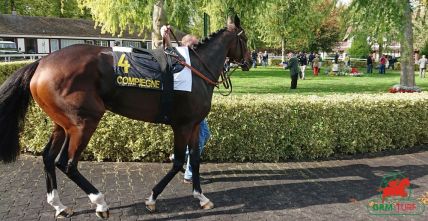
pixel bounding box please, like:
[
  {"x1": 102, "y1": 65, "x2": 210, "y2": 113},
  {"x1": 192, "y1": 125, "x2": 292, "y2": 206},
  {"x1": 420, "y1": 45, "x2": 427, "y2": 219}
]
[{"x1": 192, "y1": 32, "x2": 235, "y2": 86}]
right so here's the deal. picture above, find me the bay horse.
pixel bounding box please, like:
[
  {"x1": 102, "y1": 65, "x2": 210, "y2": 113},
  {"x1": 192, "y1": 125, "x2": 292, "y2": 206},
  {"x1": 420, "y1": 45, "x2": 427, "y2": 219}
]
[{"x1": 0, "y1": 15, "x2": 251, "y2": 218}]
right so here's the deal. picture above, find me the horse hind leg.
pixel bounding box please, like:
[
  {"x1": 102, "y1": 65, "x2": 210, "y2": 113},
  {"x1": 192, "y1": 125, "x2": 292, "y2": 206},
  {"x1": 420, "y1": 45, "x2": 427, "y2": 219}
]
[
  {"x1": 55, "y1": 118, "x2": 109, "y2": 219},
  {"x1": 43, "y1": 124, "x2": 74, "y2": 218}
]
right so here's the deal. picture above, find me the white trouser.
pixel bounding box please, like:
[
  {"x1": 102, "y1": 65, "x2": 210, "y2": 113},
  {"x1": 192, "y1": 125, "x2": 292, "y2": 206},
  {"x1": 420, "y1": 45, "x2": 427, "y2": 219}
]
[{"x1": 300, "y1": 65, "x2": 306, "y2": 79}]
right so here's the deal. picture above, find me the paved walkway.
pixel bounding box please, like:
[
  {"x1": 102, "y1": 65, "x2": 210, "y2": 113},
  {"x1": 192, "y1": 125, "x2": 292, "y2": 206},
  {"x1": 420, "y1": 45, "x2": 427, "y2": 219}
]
[{"x1": 1, "y1": 150, "x2": 428, "y2": 221}]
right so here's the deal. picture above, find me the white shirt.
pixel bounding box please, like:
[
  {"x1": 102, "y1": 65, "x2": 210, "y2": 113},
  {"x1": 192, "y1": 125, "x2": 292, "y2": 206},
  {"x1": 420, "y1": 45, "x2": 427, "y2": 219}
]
[{"x1": 419, "y1": 58, "x2": 427, "y2": 69}]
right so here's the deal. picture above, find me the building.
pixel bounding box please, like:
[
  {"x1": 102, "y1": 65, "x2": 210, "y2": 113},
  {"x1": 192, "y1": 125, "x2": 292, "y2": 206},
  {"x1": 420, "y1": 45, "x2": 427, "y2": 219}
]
[{"x1": 0, "y1": 14, "x2": 148, "y2": 54}]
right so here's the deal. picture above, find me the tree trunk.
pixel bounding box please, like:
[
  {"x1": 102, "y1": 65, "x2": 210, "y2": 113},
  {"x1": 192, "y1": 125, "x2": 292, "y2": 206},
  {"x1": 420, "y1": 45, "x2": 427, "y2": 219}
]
[
  {"x1": 152, "y1": 0, "x2": 166, "y2": 49},
  {"x1": 378, "y1": 40, "x2": 383, "y2": 61},
  {"x1": 400, "y1": 0, "x2": 415, "y2": 87},
  {"x1": 281, "y1": 39, "x2": 285, "y2": 62}
]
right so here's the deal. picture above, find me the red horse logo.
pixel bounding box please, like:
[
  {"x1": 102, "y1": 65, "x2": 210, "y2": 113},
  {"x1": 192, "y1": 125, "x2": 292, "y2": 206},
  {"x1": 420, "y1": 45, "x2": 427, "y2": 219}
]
[{"x1": 380, "y1": 177, "x2": 410, "y2": 202}]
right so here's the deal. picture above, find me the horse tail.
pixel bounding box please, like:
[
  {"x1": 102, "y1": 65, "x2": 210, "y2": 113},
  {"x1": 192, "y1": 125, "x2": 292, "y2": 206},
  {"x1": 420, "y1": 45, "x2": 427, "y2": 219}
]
[{"x1": 0, "y1": 60, "x2": 39, "y2": 163}]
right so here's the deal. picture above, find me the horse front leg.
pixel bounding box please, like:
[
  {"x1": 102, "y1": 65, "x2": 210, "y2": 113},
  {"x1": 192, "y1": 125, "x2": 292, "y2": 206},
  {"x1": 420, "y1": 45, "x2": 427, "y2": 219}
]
[
  {"x1": 188, "y1": 122, "x2": 214, "y2": 210},
  {"x1": 145, "y1": 125, "x2": 190, "y2": 212}
]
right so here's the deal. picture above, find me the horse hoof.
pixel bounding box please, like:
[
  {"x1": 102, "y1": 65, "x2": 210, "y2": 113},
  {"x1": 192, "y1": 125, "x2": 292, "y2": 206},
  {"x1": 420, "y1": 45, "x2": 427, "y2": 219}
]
[
  {"x1": 145, "y1": 204, "x2": 156, "y2": 212},
  {"x1": 96, "y1": 210, "x2": 110, "y2": 219},
  {"x1": 201, "y1": 201, "x2": 214, "y2": 210},
  {"x1": 56, "y1": 208, "x2": 74, "y2": 218}
]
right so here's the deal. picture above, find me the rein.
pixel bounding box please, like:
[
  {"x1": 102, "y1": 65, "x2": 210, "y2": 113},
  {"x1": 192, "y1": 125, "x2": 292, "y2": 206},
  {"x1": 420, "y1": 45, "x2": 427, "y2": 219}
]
[{"x1": 168, "y1": 28, "x2": 246, "y2": 94}]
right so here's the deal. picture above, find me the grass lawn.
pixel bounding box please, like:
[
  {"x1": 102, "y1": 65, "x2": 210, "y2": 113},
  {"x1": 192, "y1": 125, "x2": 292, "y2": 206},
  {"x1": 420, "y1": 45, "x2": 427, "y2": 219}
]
[{"x1": 224, "y1": 67, "x2": 428, "y2": 95}]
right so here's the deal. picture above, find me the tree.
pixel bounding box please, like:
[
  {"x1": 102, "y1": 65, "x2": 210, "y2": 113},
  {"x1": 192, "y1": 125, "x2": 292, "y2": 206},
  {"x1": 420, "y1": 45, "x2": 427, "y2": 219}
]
[
  {"x1": 1, "y1": 0, "x2": 90, "y2": 18},
  {"x1": 77, "y1": 1, "x2": 266, "y2": 48},
  {"x1": 348, "y1": 0, "x2": 422, "y2": 90},
  {"x1": 346, "y1": 35, "x2": 371, "y2": 58},
  {"x1": 307, "y1": 1, "x2": 343, "y2": 53}
]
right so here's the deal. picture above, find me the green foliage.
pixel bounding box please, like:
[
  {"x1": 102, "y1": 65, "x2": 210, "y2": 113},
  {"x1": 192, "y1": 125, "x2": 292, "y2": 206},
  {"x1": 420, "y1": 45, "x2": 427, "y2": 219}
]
[
  {"x1": 0, "y1": 61, "x2": 32, "y2": 83},
  {"x1": 307, "y1": 1, "x2": 343, "y2": 52},
  {"x1": 347, "y1": 36, "x2": 371, "y2": 58},
  {"x1": 2, "y1": 62, "x2": 428, "y2": 162},
  {"x1": 420, "y1": 41, "x2": 428, "y2": 57},
  {"x1": 269, "y1": 59, "x2": 282, "y2": 66},
  {"x1": 2, "y1": 0, "x2": 90, "y2": 18},
  {"x1": 20, "y1": 94, "x2": 428, "y2": 162}
]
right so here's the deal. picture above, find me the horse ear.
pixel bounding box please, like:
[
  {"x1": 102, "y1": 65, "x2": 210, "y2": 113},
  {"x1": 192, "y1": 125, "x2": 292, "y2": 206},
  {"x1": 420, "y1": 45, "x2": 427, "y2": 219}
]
[
  {"x1": 227, "y1": 14, "x2": 241, "y2": 28},
  {"x1": 234, "y1": 15, "x2": 241, "y2": 28}
]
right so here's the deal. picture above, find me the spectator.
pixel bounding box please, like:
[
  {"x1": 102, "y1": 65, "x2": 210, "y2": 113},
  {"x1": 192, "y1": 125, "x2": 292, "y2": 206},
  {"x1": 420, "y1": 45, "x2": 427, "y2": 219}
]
[
  {"x1": 344, "y1": 54, "x2": 351, "y2": 67},
  {"x1": 367, "y1": 53, "x2": 373, "y2": 74},
  {"x1": 313, "y1": 54, "x2": 320, "y2": 76},
  {"x1": 251, "y1": 50, "x2": 258, "y2": 68},
  {"x1": 262, "y1": 51, "x2": 269, "y2": 67},
  {"x1": 389, "y1": 56, "x2": 396, "y2": 70},
  {"x1": 418, "y1": 55, "x2": 427, "y2": 78},
  {"x1": 299, "y1": 52, "x2": 307, "y2": 80},
  {"x1": 308, "y1": 52, "x2": 315, "y2": 68},
  {"x1": 258, "y1": 52, "x2": 263, "y2": 65},
  {"x1": 379, "y1": 55, "x2": 386, "y2": 74},
  {"x1": 334, "y1": 52, "x2": 339, "y2": 64},
  {"x1": 287, "y1": 52, "x2": 300, "y2": 89}
]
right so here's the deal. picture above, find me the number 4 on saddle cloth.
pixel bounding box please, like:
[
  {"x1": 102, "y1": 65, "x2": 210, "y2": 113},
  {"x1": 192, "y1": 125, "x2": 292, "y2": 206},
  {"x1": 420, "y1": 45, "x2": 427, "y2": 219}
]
[
  {"x1": 112, "y1": 46, "x2": 191, "y2": 91},
  {"x1": 112, "y1": 46, "x2": 192, "y2": 123}
]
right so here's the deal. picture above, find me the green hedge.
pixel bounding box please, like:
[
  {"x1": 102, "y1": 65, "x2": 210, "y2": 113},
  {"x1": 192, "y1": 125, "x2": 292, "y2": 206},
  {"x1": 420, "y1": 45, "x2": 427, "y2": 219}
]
[
  {"x1": 269, "y1": 58, "x2": 283, "y2": 66},
  {"x1": 3, "y1": 61, "x2": 428, "y2": 162},
  {"x1": 20, "y1": 94, "x2": 428, "y2": 162},
  {"x1": 0, "y1": 61, "x2": 32, "y2": 83}
]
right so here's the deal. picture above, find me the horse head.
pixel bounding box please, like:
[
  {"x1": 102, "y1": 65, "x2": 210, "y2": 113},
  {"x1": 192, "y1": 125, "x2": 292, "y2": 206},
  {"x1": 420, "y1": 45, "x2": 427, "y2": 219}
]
[{"x1": 226, "y1": 14, "x2": 252, "y2": 71}]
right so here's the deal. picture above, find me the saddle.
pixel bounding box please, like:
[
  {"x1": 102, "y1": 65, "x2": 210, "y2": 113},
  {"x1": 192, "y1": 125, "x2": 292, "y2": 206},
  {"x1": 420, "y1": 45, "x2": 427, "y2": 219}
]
[{"x1": 112, "y1": 47, "x2": 186, "y2": 124}]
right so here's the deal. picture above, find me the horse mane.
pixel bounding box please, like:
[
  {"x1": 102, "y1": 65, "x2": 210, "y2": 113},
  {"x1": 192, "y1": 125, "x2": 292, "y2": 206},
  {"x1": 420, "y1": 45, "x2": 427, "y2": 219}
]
[{"x1": 194, "y1": 27, "x2": 228, "y2": 49}]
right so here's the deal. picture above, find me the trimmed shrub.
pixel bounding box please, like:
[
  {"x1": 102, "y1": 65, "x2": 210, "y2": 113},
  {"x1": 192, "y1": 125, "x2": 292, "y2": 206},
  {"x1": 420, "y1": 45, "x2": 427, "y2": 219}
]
[
  {"x1": 0, "y1": 61, "x2": 32, "y2": 83},
  {"x1": 19, "y1": 93, "x2": 428, "y2": 162},
  {"x1": 269, "y1": 58, "x2": 282, "y2": 66}
]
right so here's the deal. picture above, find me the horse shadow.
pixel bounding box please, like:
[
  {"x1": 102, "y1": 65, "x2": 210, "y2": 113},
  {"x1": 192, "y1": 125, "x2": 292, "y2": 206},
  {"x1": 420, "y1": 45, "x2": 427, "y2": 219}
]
[{"x1": 88, "y1": 163, "x2": 428, "y2": 220}]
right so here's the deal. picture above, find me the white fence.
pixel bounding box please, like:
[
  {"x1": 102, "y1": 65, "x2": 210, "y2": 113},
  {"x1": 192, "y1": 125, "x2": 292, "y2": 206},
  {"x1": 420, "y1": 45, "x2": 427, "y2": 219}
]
[{"x1": 0, "y1": 54, "x2": 48, "y2": 62}]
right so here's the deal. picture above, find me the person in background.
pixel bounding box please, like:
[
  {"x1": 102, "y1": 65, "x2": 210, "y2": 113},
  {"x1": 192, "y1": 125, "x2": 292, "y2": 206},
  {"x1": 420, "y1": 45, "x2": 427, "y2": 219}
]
[
  {"x1": 313, "y1": 54, "x2": 320, "y2": 76},
  {"x1": 418, "y1": 55, "x2": 427, "y2": 78},
  {"x1": 287, "y1": 52, "x2": 300, "y2": 89},
  {"x1": 379, "y1": 55, "x2": 386, "y2": 74},
  {"x1": 251, "y1": 50, "x2": 258, "y2": 68},
  {"x1": 308, "y1": 52, "x2": 315, "y2": 69},
  {"x1": 344, "y1": 54, "x2": 351, "y2": 68},
  {"x1": 367, "y1": 53, "x2": 373, "y2": 74},
  {"x1": 262, "y1": 51, "x2": 269, "y2": 67},
  {"x1": 389, "y1": 55, "x2": 396, "y2": 70},
  {"x1": 299, "y1": 52, "x2": 307, "y2": 80},
  {"x1": 334, "y1": 52, "x2": 339, "y2": 64}
]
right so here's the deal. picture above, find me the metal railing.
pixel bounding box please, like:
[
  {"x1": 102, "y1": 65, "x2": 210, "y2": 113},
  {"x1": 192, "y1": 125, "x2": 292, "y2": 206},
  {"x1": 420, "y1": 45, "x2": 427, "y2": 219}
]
[{"x1": 0, "y1": 53, "x2": 48, "y2": 62}]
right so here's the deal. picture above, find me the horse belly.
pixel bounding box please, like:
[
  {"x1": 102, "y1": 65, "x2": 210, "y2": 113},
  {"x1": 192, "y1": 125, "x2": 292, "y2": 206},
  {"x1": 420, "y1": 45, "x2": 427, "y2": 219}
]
[{"x1": 105, "y1": 89, "x2": 161, "y2": 122}]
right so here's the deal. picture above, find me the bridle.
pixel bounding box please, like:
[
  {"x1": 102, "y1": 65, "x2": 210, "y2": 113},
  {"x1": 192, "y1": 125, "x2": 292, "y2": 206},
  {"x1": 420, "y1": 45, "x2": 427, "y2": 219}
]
[{"x1": 169, "y1": 27, "x2": 248, "y2": 96}]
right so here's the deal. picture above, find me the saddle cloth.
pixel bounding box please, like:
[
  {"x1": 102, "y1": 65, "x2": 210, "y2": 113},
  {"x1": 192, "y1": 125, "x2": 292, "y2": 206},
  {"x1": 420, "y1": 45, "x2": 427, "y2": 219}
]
[{"x1": 112, "y1": 46, "x2": 192, "y2": 92}]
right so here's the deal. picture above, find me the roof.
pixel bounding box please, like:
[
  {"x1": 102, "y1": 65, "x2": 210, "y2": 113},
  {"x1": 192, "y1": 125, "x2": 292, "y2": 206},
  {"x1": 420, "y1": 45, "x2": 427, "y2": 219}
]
[{"x1": 0, "y1": 14, "x2": 144, "y2": 39}]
